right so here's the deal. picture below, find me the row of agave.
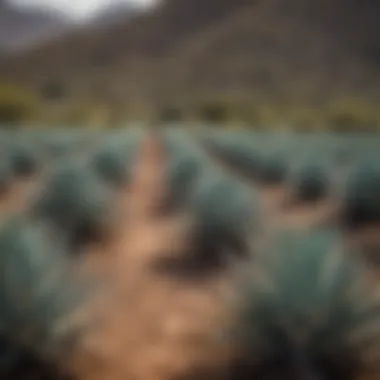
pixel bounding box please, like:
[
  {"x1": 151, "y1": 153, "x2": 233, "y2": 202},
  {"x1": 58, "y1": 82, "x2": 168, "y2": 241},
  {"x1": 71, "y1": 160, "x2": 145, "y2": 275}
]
[
  {"x1": 0, "y1": 127, "x2": 380, "y2": 379},
  {"x1": 200, "y1": 130, "x2": 380, "y2": 230}
]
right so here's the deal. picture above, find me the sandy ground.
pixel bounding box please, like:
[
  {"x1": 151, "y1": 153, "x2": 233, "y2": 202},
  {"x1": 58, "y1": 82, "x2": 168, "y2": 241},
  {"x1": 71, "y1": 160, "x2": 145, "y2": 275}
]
[
  {"x1": 71, "y1": 261, "x2": 236, "y2": 380},
  {"x1": 0, "y1": 174, "x2": 43, "y2": 218}
]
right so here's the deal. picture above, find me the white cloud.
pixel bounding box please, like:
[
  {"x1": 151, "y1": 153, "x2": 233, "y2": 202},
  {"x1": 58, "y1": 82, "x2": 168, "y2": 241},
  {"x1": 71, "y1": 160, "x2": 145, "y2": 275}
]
[{"x1": 10, "y1": 0, "x2": 156, "y2": 19}]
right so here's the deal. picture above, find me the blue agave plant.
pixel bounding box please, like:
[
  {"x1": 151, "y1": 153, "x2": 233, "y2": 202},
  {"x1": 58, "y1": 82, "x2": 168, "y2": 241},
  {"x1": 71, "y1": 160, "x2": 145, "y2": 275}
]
[
  {"x1": 31, "y1": 160, "x2": 115, "y2": 249},
  {"x1": 163, "y1": 131, "x2": 207, "y2": 211},
  {"x1": 188, "y1": 171, "x2": 262, "y2": 270},
  {"x1": 229, "y1": 229, "x2": 380, "y2": 380},
  {"x1": 9, "y1": 142, "x2": 40, "y2": 177},
  {"x1": 91, "y1": 133, "x2": 142, "y2": 188},
  {"x1": 342, "y1": 159, "x2": 380, "y2": 229},
  {"x1": 256, "y1": 150, "x2": 289, "y2": 185},
  {"x1": 200, "y1": 133, "x2": 262, "y2": 181},
  {"x1": 288, "y1": 158, "x2": 331, "y2": 204},
  {"x1": 0, "y1": 216, "x2": 93, "y2": 379}
]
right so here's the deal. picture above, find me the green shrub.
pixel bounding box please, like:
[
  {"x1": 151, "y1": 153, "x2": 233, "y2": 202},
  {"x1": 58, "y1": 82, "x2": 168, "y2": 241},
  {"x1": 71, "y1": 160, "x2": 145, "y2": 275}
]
[
  {"x1": 230, "y1": 229, "x2": 380, "y2": 379},
  {"x1": 60, "y1": 103, "x2": 94, "y2": 126},
  {"x1": 158, "y1": 106, "x2": 183, "y2": 123},
  {"x1": 0, "y1": 84, "x2": 39, "y2": 126},
  {"x1": 198, "y1": 101, "x2": 230, "y2": 124},
  {"x1": 286, "y1": 107, "x2": 323, "y2": 132},
  {"x1": 327, "y1": 98, "x2": 380, "y2": 132},
  {"x1": 40, "y1": 81, "x2": 67, "y2": 101}
]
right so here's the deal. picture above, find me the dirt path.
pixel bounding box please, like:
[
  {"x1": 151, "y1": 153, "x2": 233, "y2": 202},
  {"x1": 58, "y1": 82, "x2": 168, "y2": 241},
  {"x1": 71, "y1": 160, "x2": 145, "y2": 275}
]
[
  {"x1": 70, "y1": 136, "x2": 240, "y2": 380},
  {"x1": 72, "y1": 209, "x2": 238, "y2": 380},
  {"x1": 0, "y1": 174, "x2": 43, "y2": 218}
]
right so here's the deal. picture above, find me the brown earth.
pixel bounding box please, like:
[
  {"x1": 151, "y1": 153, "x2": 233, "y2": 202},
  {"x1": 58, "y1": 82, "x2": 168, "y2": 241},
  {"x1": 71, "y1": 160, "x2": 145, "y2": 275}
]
[{"x1": 0, "y1": 174, "x2": 42, "y2": 218}]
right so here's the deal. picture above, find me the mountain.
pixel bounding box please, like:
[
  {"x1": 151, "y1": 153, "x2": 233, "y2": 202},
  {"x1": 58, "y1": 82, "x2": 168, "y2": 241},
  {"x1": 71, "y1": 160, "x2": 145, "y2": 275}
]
[
  {"x1": 1, "y1": 0, "x2": 380, "y2": 114},
  {"x1": 88, "y1": 0, "x2": 141, "y2": 28},
  {"x1": 0, "y1": 0, "x2": 144, "y2": 54},
  {"x1": 0, "y1": 0, "x2": 70, "y2": 53},
  {"x1": 165, "y1": 0, "x2": 380, "y2": 103}
]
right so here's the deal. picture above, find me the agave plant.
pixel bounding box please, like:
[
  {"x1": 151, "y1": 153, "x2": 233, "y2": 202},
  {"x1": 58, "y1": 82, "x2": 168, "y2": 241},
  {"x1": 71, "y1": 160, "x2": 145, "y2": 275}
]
[
  {"x1": 200, "y1": 134, "x2": 262, "y2": 182},
  {"x1": 163, "y1": 132, "x2": 207, "y2": 212},
  {"x1": 0, "y1": 216, "x2": 93, "y2": 379},
  {"x1": 41, "y1": 132, "x2": 81, "y2": 160},
  {"x1": 288, "y1": 158, "x2": 331, "y2": 204},
  {"x1": 256, "y1": 150, "x2": 289, "y2": 186},
  {"x1": 188, "y1": 171, "x2": 262, "y2": 271},
  {"x1": 228, "y1": 229, "x2": 380, "y2": 380},
  {"x1": 168, "y1": 155, "x2": 202, "y2": 206},
  {"x1": 91, "y1": 135, "x2": 140, "y2": 189},
  {"x1": 31, "y1": 160, "x2": 115, "y2": 249},
  {"x1": 9, "y1": 142, "x2": 40, "y2": 177},
  {"x1": 341, "y1": 160, "x2": 380, "y2": 229}
]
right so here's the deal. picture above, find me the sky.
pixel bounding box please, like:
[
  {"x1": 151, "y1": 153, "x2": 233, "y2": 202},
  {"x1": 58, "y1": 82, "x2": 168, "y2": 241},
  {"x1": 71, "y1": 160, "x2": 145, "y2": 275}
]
[{"x1": 10, "y1": 0, "x2": 157, "y2": 19}]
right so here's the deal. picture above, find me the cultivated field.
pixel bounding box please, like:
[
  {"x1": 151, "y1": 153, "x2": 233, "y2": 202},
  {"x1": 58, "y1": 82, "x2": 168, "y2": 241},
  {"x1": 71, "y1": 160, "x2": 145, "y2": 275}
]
[{"x1": 1, "y1": 127, "x2": 380, "y2": 380}]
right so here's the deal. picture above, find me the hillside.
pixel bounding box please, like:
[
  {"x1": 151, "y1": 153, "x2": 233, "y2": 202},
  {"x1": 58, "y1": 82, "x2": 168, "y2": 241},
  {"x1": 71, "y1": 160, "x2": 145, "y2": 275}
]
[
  {"x1": 164, "y1": 0, "x2": 380, "y2": 104},
  {"x1": 0, "y1": 0, "x2": 69, "y2": 53},
  {"x1": 88, "y1": 1, "x2": 140, "y2": 28},
  {"x1": 1, "y1": 0, "x2": 380, "y2": 121},
  {"x1": 0, "y1": 0, "x2": 145, "y2": 54}
]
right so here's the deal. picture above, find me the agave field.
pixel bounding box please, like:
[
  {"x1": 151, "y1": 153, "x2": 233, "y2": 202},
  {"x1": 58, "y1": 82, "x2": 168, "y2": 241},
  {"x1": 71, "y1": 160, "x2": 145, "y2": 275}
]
[{"x1": 1, "y1": 127, "x2": 380, "y2": 379}]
